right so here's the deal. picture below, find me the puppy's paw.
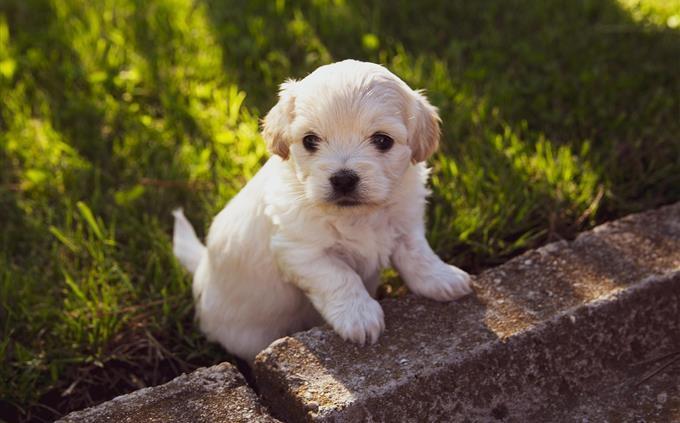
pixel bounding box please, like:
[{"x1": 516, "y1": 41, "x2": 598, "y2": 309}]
[
  {"x1": 408, "y1": 264, "x2": 472, "y2": 302},
  {"x1": 328, "y1": 297, "x2": 385, "y2": 346}
]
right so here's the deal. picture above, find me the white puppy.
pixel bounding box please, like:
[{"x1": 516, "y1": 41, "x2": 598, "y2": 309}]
[{"x1": 173, "y1": 60, "x2": 472, "y2": 362}]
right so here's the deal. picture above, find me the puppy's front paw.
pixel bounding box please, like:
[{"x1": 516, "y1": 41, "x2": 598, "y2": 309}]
[
  {"x1": 328, "y1": 297, "x2": 385, "y2": 346},
  {"x1": 409, "y1": 264, "x2": 472, "y2": 302}
]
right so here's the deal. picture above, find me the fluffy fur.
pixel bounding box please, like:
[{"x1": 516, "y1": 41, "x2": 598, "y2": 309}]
[{"x1": 173, "y1": 60, "x2": 472, "y2": 362}]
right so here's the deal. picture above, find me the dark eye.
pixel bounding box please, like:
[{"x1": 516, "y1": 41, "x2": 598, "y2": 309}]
[
  {"x1": 371, "y1": 133, "x2": 394, "y2": 152},
  {"x1": 303, "y1": 134, "x2": 320, "y2": 152}
]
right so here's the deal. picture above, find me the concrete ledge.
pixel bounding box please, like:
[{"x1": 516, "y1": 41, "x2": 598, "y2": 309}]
[
  {"x1": 59, "y1": 362, "x2": 279, "y2": 423},
  {"x1": 254, "y1": 203, "x2": 680, "y2": 422}
]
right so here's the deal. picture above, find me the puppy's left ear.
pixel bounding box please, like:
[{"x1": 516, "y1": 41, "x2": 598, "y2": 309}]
[
  {"x1": 262, "y1": 80, "x2": 298, "y2": 160},
  {"x1": 407, "y1": 90, "x2": 441, "y2": 163}
]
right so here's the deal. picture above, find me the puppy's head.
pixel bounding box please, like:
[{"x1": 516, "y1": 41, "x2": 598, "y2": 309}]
[{"x1": 262, "y1": 60, "x2": 440, "y2": 208}]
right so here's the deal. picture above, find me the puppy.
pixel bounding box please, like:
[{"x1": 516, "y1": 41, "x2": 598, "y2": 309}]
[{"x1": 173, "y1": 60, "x2": 472, "y2": 362}]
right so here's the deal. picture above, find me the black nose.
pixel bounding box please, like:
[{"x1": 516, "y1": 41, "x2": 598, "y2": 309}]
[{"x1": 330, "y1": 169, "x2": 359, "y2": 194}]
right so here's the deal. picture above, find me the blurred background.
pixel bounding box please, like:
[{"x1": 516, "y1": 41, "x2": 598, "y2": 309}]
[{"x1": 1, "y1": 0, "x2": 678, "y2": 421}]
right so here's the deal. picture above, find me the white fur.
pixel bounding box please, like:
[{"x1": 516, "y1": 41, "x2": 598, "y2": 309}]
[
  {"x1": 172, "y1": 209, "x2": 205, "y2": 274},
  {"x1": 173, "y1": 60, "x2": 472, "y2": 362}
]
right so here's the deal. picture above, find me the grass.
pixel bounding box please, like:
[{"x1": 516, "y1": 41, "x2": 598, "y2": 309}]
[{"x1": 1, "y1": 0, "x2": 678, "y2": 420}]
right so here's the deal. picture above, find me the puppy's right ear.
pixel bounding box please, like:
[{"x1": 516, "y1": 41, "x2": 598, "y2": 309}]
[{"x1": 262, "y1": 80, "x2": 297, "y2": 160}]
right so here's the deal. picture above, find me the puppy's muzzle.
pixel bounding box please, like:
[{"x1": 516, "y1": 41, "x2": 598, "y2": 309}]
[{"x1": 330, "y1": 169, "x2": 359, "y2": 195}]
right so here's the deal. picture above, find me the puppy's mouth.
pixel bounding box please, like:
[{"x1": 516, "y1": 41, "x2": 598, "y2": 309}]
[
  {"x1": 328, "y1": 195, "x2": 364, "y2": 207},
  {"x1": 336, "y1": 199, "x2": 362, "y2": 207}
]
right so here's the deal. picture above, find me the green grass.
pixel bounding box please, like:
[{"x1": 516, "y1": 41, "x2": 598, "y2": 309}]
[{"x1": 1, "y1": 0, "x2": 678, "y2": 420}]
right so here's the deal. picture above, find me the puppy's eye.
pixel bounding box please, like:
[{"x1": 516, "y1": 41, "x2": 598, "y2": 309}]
[
  {"x1": 371, "y1": 133, "x2": 394, "y2": 152},
  {"x1": 302, "y1": 134, "x2": 320, "y2": 152}
]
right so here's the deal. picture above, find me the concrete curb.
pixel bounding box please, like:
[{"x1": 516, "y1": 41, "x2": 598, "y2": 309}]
[
  {"x1": 59, "y1": 362, "x2": 280, "y2": 422},
  {"x1": 254, "y1": 203, "x2": 680, "y2": 422}
]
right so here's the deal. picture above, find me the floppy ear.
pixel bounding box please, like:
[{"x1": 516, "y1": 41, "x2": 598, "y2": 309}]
[
  {"x1": 262, "y1": 80, "x2": 297, "y2": 159},
  {"x1": 407, "y1": 90, "x2": 441, "y2": 163}
]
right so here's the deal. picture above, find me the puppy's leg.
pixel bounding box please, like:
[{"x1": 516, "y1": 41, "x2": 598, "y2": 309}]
[
  {"x1": 392, "y1": 232, "x2": 472, "y2": 301},
  {"x1": 275, "y1": 244, "x2": 384, "y2": 345}
]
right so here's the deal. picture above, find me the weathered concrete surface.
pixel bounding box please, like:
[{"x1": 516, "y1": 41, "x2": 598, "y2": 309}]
[
  {"x1": 254, "y1": 203, "x2": 680, "y2": 422},
  {"x1": 60, "y1": 362, "x2": 279, "y2": 423},
  {"x1": 529, "y1": 342, "x2": 680, "y2": 422}
]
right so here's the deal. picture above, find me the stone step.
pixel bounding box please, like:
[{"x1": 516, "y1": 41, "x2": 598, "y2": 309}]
[
  {"x1": 59, "y1": 362, "x2": 279, "y2": 423},
  {"x1": 254, "y1": 203, "x2": 680, "y2": 422}
]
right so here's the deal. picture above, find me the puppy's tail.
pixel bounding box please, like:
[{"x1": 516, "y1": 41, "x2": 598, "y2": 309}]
[{"x1": 172, "y1": 208, "x2": 206, "y2": 274}]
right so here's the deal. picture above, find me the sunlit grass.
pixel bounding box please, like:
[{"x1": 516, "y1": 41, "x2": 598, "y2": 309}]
[
  {"x1": 618, "y1": 0, "x2": 680, "y2": 27},
  {"x1": 1, "y1": 0, "x2": 678, "y2": 420},
  {"x1": 1, "y1": 0, "x2": 264, "y2": 418}
]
